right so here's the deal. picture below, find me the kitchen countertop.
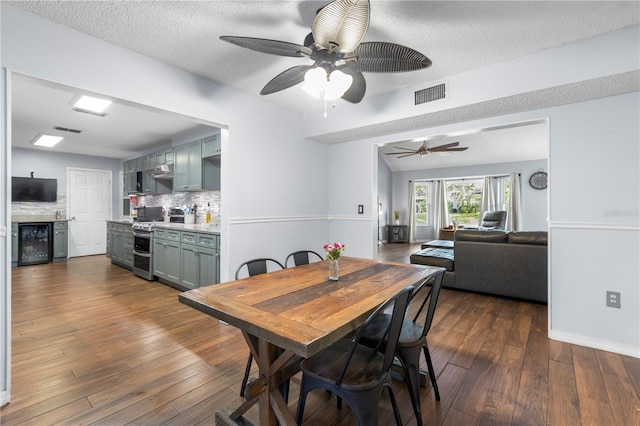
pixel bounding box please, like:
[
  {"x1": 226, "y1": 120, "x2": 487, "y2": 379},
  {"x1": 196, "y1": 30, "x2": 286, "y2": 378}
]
[
  {"x1": 12, "y1": 215, "x2": 70, "y2": 223},
  {"x1": 106, "y1": 219, "x2": 220, "y2": 235},
  {"x1": 154, "y1": 222, "x2": 221, "y2": 235}
]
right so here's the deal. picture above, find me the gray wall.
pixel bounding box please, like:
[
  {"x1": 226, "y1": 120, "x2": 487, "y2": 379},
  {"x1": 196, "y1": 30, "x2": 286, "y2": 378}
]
[
  {"x1": 12, "y1": 147, "x2": 122, "y2": 218},
  {"x1": 391, "y1": 159, "x2": 548, "y2": 239}
]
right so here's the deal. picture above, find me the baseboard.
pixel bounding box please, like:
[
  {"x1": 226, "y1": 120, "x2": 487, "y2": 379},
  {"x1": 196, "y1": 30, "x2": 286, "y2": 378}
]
[{"x1": 549, "y1": 329, "x2": 640, "y2": 358}]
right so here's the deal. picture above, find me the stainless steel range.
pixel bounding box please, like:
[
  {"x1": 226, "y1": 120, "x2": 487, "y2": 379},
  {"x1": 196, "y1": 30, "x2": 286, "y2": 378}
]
[{"x1": 132, "y1": 221, "x2": 157, "y2": 280}]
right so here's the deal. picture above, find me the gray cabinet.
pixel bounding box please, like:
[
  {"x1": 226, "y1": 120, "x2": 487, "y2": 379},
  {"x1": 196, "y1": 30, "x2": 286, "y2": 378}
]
[
  {"x1": 155, "y1": 148, "x2": 174, "y2": 165},
  {"x1": 11, "y1": 223, "x2": 18, "y2": 267},
  {"x1": 174, "y1": 140, "x2": 203, "y2": 191},
  {"x1": 201, "y1": 134, "x2": 221, "y2": 158},
  {"x1": 107, "y1": 222, "x2": 133, "y2": 269},
  {"x1": 52, "y1": 221, "x2": 68, "y2": 261},
  {"x1": 153, "y1": 228, "x2": 181, "y2": 284},
  {"x1": 180, "y1": 232, "x2": 219, "y2": 289}
]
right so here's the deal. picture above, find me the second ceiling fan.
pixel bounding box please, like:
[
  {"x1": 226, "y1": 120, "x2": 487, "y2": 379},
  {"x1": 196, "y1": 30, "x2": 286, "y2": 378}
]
[
  {"x1": 220, "y1": 0, "x2": 431, "y2": 103},
  {"x1": 385, "y1": 141, "x2": 469, "y2": 159}
]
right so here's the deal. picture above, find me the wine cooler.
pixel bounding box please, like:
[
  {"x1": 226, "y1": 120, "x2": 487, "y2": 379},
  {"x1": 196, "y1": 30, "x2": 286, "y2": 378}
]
[{"x1": 18, "y1": 223, "x2": 52, "y2": 266}]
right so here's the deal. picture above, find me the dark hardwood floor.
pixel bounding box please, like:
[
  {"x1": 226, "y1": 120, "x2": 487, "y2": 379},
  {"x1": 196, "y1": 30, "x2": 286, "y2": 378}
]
[{"x1": 2, "y1": 244, "x2": 639, "y2": 425}]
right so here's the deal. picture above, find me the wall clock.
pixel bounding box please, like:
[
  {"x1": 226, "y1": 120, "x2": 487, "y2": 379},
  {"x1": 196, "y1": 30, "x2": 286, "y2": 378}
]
[{"x1": 529, "y1": 171, "x2": 548, "y2": 189}]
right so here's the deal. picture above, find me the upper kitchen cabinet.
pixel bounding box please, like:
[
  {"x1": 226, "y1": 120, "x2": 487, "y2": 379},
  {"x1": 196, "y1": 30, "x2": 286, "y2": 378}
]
[
  {"x1": 174, "y1": 140, "x2": 203, "y2": 191},
  {"x1": 201, "y1": 135, "x2": 221, "y2": 158},
  {"x1": 155, "y1": 148, "x2": 174, "y2": 165}
]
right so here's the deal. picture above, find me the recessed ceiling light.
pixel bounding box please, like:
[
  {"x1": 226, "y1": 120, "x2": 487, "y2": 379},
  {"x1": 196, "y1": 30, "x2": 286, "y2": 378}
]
[
  {"x1": 73, "y1": 95, "x2": 111, "y2": 114},
  {"x1": 32, "y1": 134, "x2": 63, "y2": 148}
]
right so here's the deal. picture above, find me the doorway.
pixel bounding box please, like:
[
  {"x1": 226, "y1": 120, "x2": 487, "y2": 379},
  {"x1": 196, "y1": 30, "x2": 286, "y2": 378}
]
[{"x1": 67, "y1": 168, "x2": 112, "y2": 257}]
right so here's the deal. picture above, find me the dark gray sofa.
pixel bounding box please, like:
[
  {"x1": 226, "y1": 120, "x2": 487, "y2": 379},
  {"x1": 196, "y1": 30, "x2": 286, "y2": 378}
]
[{"x1": 410, "y1": 230, "x2": 547, "y2": 303}]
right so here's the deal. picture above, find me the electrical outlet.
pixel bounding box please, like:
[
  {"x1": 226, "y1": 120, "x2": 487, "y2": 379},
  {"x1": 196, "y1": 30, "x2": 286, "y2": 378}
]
[
  {"x1": 606, "y1": 291, "x2": 621, "y2": 308},
  {"x1": 358, "y1": 204, "x2": 364, "y2": 214}
]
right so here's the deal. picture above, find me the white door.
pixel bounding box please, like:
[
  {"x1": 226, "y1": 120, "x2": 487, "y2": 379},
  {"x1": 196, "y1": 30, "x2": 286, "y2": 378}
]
[{"x1": 67, "y1": 168, "x2": 112, "y2": 257}]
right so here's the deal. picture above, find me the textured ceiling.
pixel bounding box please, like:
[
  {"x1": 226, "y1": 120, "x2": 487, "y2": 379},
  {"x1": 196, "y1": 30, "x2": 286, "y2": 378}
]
[
  {"x1": 8, "y1": 1, "x2": 640, "y2": 113},
  {"x1": 6, "y1": 1, "x2": 640, "y2": 168}
]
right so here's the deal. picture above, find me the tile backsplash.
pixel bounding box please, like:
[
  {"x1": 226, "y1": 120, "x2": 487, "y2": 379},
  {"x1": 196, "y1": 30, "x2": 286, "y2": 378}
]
[
  {"x1": 137, "y1": 190, "x2": 221, "y2": 224},
  {"x1": 12, "y1": 196, "x2": 67, "y2": 218}
]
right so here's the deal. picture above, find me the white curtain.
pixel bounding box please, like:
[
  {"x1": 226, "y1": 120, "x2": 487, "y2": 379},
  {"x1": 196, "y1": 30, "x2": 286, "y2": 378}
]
[
  {"x1": 479, "y1": 176, "x2": 496, "y2": 221},
  {"x1": 507, "y1": 173, "x2": 522, "y2": 231},
  {"x1": 433, "y1": 180, "x2": 449, "y2": 239},
  {"x1": 407, "y1": 181, "x2": 417, "y2": 243}
]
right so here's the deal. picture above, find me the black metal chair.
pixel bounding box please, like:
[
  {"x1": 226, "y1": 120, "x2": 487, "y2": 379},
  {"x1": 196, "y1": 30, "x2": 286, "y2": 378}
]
[
  {"x1": 284, "y1": 250, "x2": 323, "y2": 268},
  {"x1": 360, "y1": 269, "x2": 445, "y2": 426},
  {"x1": 295, "y1": 286, "x2": 414, "y2": 426},
  {"x1": 234, "y1": 258, "x2": 286, "y2": 399},
  {"x1": 234, "y1": 257, "x2": 285, "y2": 280}
]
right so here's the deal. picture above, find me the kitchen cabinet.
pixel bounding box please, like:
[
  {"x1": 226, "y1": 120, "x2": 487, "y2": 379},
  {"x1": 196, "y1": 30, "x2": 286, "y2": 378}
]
[
  {"x1": 155, "y1": 148, "x2": 174, "y2": 165},
  {"x1": 201, "y1": 134, "x2": 221, "y2": 158},
  {"x1": 11, "y1": 223, "x2": 18, "y2": 267},
  {"x1": 108, "y1": 222, "x2": 133, "y2": 269},
  {"x1": 52, "y1": 221, "x2": 68, "y2": 261},
  {"x1": 174, "y1": 140, "x2": 203, "y2": 191},
  {"x1": 180, "y1": 232, "x2": 219, "y2": 289},
  {"x1": 153, "y1": 228, "x2": 181, "y2": 284}
]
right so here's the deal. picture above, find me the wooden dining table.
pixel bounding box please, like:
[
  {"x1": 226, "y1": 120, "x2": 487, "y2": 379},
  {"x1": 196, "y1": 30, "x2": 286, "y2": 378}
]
[{"x1": 179, "y1": 256, "x2": 445, "y2": 426}]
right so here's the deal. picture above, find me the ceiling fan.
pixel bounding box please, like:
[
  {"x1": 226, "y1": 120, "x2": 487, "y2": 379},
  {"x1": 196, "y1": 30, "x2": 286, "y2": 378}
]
[
  {"x1": 385, "y1": 141, "x2": 469, "y2": 159},
  {"x1": 220, "y1": 0, "x2": 431, "y2": 104}
]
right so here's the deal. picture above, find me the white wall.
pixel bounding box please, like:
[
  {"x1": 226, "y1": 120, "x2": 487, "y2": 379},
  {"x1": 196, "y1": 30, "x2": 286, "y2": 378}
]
[{"x1": 377, "y1": 153, "x2": 392, "y2": 242}]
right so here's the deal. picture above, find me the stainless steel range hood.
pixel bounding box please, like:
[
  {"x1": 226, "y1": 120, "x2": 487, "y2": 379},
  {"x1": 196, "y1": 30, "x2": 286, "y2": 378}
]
[{"x1": 145, "y1": 163, "x2": 173, "y2": 179}]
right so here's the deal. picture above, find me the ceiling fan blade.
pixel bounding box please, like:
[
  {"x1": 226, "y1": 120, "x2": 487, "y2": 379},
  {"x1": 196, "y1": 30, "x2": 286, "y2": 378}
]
[
  {"x1": 340, "y1": 68, "x2": 366, "y2": 103},
  {"x1": 429, "y1": 142, "x2": 461, "y2": 151},
  {"x1": 350, "y1": 42, "x2": 432, "y2": 72},
  {"x1": 312, "y1": 0, "x2": 370, "y2": 53},
  {"x1": 440, "y1": 147, "x2": 469, "y2": 152},
  {"x1": 385, "y1": 151, "x2": 416, "y2": 155},
  {"x1": 220, "y1": 36, "x2": 313, "y2": 57},
  {"x1": 387, "y1": 146, "x2": 416, "y2": 152},
  {"x1": 260, "y1": 65, "x2": 312, "y2": 95}
]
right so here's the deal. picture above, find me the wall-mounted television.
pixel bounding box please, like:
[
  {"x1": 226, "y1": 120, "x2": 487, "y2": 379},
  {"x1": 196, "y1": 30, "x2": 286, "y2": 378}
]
[{"x1": 12, "y1": 177, "x2": 58, "y2": 202}]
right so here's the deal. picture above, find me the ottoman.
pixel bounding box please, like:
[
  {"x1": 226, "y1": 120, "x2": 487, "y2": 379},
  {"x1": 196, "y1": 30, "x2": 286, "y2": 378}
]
[{"x1": 410, "y1": 248, "x2": 455, "y2": 287}]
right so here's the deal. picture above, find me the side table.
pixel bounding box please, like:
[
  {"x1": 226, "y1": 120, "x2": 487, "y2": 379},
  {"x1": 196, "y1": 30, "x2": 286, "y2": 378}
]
[{"x1": 387, "y1": 225, "x2": 408, "y2": 243}]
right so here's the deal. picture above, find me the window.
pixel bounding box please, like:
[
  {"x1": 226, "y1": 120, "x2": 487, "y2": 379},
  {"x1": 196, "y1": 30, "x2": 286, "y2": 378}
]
[
  {"x1": 496, "y1": 176, "x2": 511, "y2": 211},
  {"x1": 414, "y1": 182, "x2": 430, "y2": 225},
  {"x1": 446, "y1": 178, "x2": 483, "y2": 226}
]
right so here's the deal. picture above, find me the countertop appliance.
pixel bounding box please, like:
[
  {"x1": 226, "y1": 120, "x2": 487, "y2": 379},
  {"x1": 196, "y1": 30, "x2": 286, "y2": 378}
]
[
  {"x1": 169, "y1": 208, "x2": 185, "y2": 223},
  {"x1": 137, "y1": 206, "x2": 163, "y2": 222}
]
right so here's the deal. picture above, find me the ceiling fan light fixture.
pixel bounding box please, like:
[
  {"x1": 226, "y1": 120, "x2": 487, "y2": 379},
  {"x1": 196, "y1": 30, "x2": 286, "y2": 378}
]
[
  {"x1": 302, "y1": 67, "x2": 327, "y2": 99},
  {"x1": 325, "y1": 69, "x2": 353, "y2": 100},
  {"x1": 302, "y1": 68, "x2": 353, "y2": 101}
]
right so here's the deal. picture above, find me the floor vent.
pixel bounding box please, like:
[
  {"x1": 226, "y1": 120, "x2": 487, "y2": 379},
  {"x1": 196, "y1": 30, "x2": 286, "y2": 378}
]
[
  {"x1": 415, "y1": 83, "x2": 446, "y2": 105},
  {"x1": 53, "y1": 126, "x2": 82, "y2": 134}
]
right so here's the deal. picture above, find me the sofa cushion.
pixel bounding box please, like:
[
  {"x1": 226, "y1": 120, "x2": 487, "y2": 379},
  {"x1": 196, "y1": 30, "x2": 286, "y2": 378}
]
[
  {"x1": 508, "y1": 231, "x2": 548, "y2": 245},
  {"x1": 454, "y1": 229, "x2": 508, "y2": 243},
  {"x1": 410, "y1": 248, "x2": 454, "y2": 271}
]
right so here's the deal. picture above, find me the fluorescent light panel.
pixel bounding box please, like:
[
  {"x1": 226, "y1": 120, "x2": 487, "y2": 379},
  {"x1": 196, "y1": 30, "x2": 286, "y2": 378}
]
[
  {"x1": 73, "y1": 95, "x2": 111, "y2": 113},
  {"x1": 32, "y1": 134, "x2": 63, "y2": 147}
]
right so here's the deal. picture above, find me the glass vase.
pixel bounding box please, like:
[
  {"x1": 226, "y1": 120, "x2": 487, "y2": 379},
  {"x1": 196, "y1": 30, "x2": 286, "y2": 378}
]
[{"x1": 329, "y1": 259, "x2": 339, "y2": 281}]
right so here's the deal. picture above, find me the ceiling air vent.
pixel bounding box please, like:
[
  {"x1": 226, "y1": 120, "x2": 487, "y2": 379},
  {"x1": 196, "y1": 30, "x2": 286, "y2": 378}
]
[
  {"x1": 415, "y1": 83, "x2": 446, "y2": 105},
  {"x1": 53, "y1": 126, "x2": 82, "y2": 134}
]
